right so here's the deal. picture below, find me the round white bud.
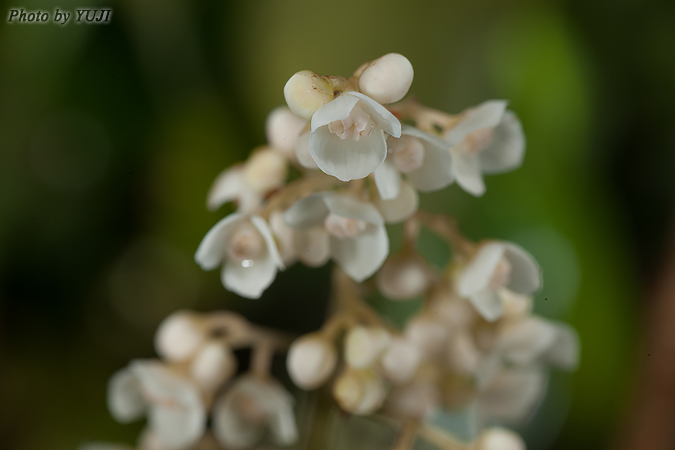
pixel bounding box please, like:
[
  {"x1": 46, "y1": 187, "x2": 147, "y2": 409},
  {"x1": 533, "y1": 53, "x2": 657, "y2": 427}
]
[
  {"x1": 284, "y1": 70, "x2": 334, "y2": 121},
  {"x1": 287, "y1": 333, "x2": 337, "y2": 390},
  {"x1": 190, "y1": 342, "x2": 237, "y2": 393},
  {"x1": 265, "y1": 107, "x2": 307, "y2": 157},
  {"x1": 154, "y1": 311, "x2": 206, "y2": 362},
  {"x1": 472, "y1": 428, "x2": 526, "y2": 450},
  {"x1": 243, "y1": 148, "x2": 287, "y2": 193},
  {"x1": 376, "y1": 252, "x2": 430, "y2": 300},
  {"x1": 344, "y1": 326, "x2": 390, "y2": 368},
  {"x1": 379, "y1": 337, "x2": 421, "y2": 384},
  {"x1": 333, "y1": 368, "x2": 386, "y2": 415},
  {"x1": 358, "y1": 53, "x2": 414, "y2": 104}
]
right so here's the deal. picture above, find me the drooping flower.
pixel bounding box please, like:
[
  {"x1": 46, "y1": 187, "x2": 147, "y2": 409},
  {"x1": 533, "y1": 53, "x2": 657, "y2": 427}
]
[
  {"x1": 444, "y1": 100, "x2": 525, "y2": 196},
  {"x1": 457, "y1": 240, "x2": 541, "y2": 322},
  {"x1": 283, "y1": 192, "x2": 389, "y2": 281},
  {"x1": 212, "y1": 376, "x2": 297, "y2": 449},
  {"x1": 195, "y1": 213, "x2": 284, "y2": 299},
  {"x1": 309, "y1": 92, "x2": 401, "y2": 181},
  {"x1": 108, "y1": 361, "x2": 207, "y2": 449},
  {"x1": 374, "y1": 126, "x2": 453, "y2": 200}
]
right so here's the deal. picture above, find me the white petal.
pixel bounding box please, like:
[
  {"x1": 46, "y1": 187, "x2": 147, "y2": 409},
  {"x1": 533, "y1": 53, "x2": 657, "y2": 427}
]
[
  {"x1": 222, "y1": 252, "x2": 278, "y2": 299},
  {"x1": 130, "y1": 361, "x2": 206, "y2": 449},
  {"x1": 469, "y1": 291, "x2": 504, "y2": 322},
  {"x1": 310, "y1": 94, "x2": 360, "y2": 131},
  {"x1": 344, "y1": 92, "x2": 402, "y2": 137},
  {"x1": 323, "y1": 194, "x2": 384, "y2": 225},
  {"x1": 206, "y1": 166, "x2": 243, "y2": 211},
  {"x1": 542, "y1": 322, "x2": 580, "y2": 370},
  {"x1": 450, "y1": 149, "x2": 486, "y2": 196},
  {"x1": 107, "y1": 368, "x2": 146, "y2": 423},
  {"x1": 479, "y1": 368, "x2": 547, "y2": 423},
  {"x1": 375, "y1": 180, "x2": 419, "y2": 223},
  {"x1": 251, "y1": 215, "x2": 285, "y2": 270},
  {"x1": 458, "y1": 242, "x2": 507, "y2": 297},
  {"x1": 310, "y1": 127, "x2": 388, "y2": 181},
  {"x1": 402, "y1": 127, "x2": 453, "y2": 192},
  {"x1": 497, "y1": 317, "x2": 559, "y2": 366},
  {"x1": 331, "y1": 224, "x2": 389, "y2": 282},
  {"x1": 293, "y1": 227, "x2": 331, "y2": 267},
  {"x1": 444, "y1": 100, "x2": 507, "y2": 146},
  {"x1": 295, "y1": 130, "x2": 318, "y2": 169},
  {"x1": 265, "y1": 106, "x2": 307, "y2": 153},
  {"x1": 374, "y1": 157, "x2": 402, "y2": 200},
  {"x1": 478, "y1": 111, "x2": 526, "y2": 174},
  {"x1": 503, "y1": 243, "x2": 542, "y2": 295},
  {"x1": 269, "y1": 210, "x2": 297, "y2": 266},
  {"x1": 212, "y1": 392, "x2": 260, "y2": 448},
  {"x1": 194, "y1": 213, "x2": 246, "y2": 271},
  {"x1": 283, "y1": 192, "x2": 330, "y2": 229}
]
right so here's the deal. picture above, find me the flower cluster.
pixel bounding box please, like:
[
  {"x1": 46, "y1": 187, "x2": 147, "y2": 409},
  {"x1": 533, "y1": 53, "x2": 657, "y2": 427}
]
[{"x1": 88, "y1": 53, "x2": 578, "y2": 450}]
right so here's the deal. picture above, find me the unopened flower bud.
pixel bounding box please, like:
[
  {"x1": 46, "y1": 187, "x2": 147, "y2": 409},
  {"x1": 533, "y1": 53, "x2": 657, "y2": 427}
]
[
  {"x1": 265, "y1": 107, "x2": 307, "y2": 157},
  {"x1": 155, "y1": 311, "x2": 206, "y2": 362},
  {"x1": 345, "y1": 326, "x2": 390, "y2": 368},
  {"x1": 379, "y1": 337, "x2": 421, "y2": 384},
  {"x1": 405, "y1": 315, "x2": 448, "y2": 359},
  {"x1": 284, "y1": 70, "x2": 334, "y2": 120},
  {"x1": 376, "y1": 252, "x2": 430, "y2": 300},
  {"x1": 472, "y1": 428, "x2": 525, "y2": 450},
  {"x1": 190, "y1": 342, "x2": 237, "y2": 392},
  {"x1": 287, "y1": 333, "x2": 337, "y2": 390},
  {"x1": 358, "y1": 53, "x2": 414, "y2": 104},
  {"x1": 333, "y1": 368, "x2": 386, "y2": 415},
  {"x1": 244, "y1": 148, "x2": 287, "y2": 193}
]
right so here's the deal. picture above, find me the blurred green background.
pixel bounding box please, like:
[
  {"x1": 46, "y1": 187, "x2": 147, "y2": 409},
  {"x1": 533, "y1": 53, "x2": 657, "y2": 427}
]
[{"x1": 1, "y1": 0, "x2": 674, "y2": 449}]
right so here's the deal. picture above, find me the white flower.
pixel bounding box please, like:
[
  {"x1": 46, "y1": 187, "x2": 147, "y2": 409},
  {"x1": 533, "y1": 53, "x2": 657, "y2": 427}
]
[
  {"x1": 477, "y1": 367, "x2": 547, "y2": 423},
  {"x1": 358, "y1": 53, "x2": 414, "y2": 105},
  {"x1": 309, "y1": 91, "x2": 401, "y2": 181},
  {"x1": 265, "y1": 106, "x2": 307, "y2": 160},
  {"x1": 212, "y1": 376, "x2": 297, "y2": 449},
  {"x1": 287, "y1": 333, "x2": 338, "y2": 390},
  {"x1": 207, "y1": 148, "x2": 287, "y2": 213},
  {"x1": 472, "y1": 428, "x2": 526, "y2": 450},
  {"x1": 194, "y1": 213, "x2": 284, "y2": 299},
  {"x1": 373, "y1": 179, "x2": 419, "y2": 223},
  {"x1": 375, "y1": 126, "x2": 453, "y2": 200},
  {"x1": 154, "y1": 311, "x2": 206, "y2": 363},
  {"x1": 333, "y1": 368, "x2": 386, "y2": 415},
  {"x1": 444, "y1": 100, "x2": 525, "y2": 196},
  {"x1": 283, "y1": 192, "x2": 389, "y2": 281},
  {"x1": 458, "y1": 241, "x2": 541, "y2": 322},
  {"x1": 108, "y1": 361, "x2": 207, "y2": 449}
]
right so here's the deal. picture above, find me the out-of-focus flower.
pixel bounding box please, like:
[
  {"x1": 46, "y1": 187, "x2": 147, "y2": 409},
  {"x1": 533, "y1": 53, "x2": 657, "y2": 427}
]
[
  {"x1": 333, "y1": 368, "x2": 386, "y2": 415},
  {"x1": 195, "y1": 214, "x2": 284, "y2": 298},
  {"x1": 309, "y1": 91, "x2": 401, "y2": 181},
  {"x1": 212, "y1": 376, "x2": 297, "y2": 449},
  {"x1": 376, "y1": 249, "x2": 431, "y2": 300},
  {"x1": 265, "y1": 106, "x2": 307, "y2": 161},
  {"x1": 477, "y1": 367, "x2": 547, "y2": 423},
  {"x1": 385, "y1": 377, "x2": 441, "y2": 420},
  {"x1": 379, "y1": 336, "x2": 422, "y2": 384},
  {"x1": 471, "y1": 428, "x2": 526, "y2": 450},
  {"x1": 373, "y1": 179, "x2": 419, "y2": 223},
  {"x1": 207, "y1": 149, "x2": 287, "y2": 213},
  {"x1": 357, "y1": 53, "x2": 414, "y2": 105},
  {"x1": 154, "y1": 311, "x2": 206, "y2": 363},
  {"x1": 344, "y1": 325, "x2": 390, "y2": 369},
  {"x1": 287, "y1": 333, "x2": 338, "y2": 390},
  {"x1": 284, "y1": 192, "x2": 388, "y2": 281},
  {"x1": 269, "y1": 209, "x2": 331, "y2": 268},
  {"x1": 444, "y1": 101, "x2": 525, "y2": 196},
  {"x1": 404, "y1": 314, "x2": 449, "y2": 359},
  {"x1": 375, "y1": 127, "x2": 453, "y2": 200},
  {"x1": 108, "y1": 361, "x2": 207, "y2": 449},
  {"x1": 458, "y1": 241, "x2": 541, "y2": 322},
  {"x1": 189, "y1": 342, "x2": 238, "y2": 394}
]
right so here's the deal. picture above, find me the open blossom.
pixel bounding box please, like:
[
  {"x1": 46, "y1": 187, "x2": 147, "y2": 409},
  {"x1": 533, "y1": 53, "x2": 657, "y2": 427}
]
[
  {"x1": 108, "y1": 361, "x2": 207, "y2": 449},
  {"x1": 375, "y1": 126, "x2": 453, "y2": 200},
  {"x1": 283, "y1": 192, "x2": 389, "y2": 281},
  {"x1": 309, "y1": 91, "x2": 401, "y2": 181},
  {"x1": 212, "y1": 376, "x2": 297, "y2": 449},
  {"x1": 444, "y1": 100, "x2": 525, "y2": 196},
  {"x1": 195, "y1": 213, "x2": 284, "y2": 299},
  {"x1": 457, "y1": 240, "x2": 541, "y2": 322}
]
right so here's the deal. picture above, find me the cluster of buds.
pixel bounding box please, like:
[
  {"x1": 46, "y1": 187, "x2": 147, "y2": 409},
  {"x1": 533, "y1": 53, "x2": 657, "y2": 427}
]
[
  {"x1": 88, "y1": 311, "x2": 296, "y2": 450},
  {"x1": 88, "y1": 53, "x2": 578, "y2": 450}
]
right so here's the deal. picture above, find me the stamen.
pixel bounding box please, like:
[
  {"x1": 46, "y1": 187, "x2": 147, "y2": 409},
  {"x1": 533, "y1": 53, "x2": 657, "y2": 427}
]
[
  {"x1": 324, "y1": 214, "x2": 367, "y2": 239},
  {"x1": 328, "y1": 105, "x2": 376, "y2": 141}
]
